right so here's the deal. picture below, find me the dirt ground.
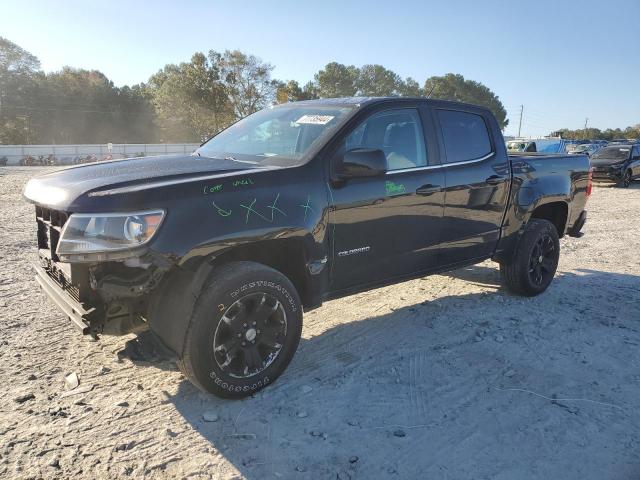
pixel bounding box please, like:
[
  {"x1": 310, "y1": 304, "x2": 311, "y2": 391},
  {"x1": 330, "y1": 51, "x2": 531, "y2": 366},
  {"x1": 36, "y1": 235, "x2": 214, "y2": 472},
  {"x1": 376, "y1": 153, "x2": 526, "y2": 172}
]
[{"x1": 1, "y1": 166, "x2": 639, "y2": 480}]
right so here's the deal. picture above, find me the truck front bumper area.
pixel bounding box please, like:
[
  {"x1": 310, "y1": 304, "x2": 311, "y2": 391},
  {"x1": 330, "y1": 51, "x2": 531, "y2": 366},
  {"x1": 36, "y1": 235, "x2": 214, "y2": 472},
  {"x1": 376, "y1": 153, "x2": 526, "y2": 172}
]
[
  {"x1": 34, "y1": 263, "x2": 96, "y2": 335},
  {"x1": 591, "y1": 165, "x2": 624, "y2": 182}
]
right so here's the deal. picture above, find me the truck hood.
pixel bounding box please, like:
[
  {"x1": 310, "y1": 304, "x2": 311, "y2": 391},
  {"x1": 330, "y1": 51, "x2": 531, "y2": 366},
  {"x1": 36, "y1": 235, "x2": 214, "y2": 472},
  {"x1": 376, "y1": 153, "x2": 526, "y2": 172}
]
[{"x1": 23, "y1": 154, "x2": 261, "y2": 209}]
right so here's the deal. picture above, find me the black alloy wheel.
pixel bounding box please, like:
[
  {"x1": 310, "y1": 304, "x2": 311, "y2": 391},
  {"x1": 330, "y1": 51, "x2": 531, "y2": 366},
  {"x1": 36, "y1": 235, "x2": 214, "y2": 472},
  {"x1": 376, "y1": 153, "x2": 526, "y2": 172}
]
[
  {"x1": 500, "y1": 219, "x2": 560, "y2": 296},
  {"x1": 213, "y1": 292, "x2": 287, "y2": 378},
  {"x1": 528, "y1": 234, "x2": 556, "y2": 287}
]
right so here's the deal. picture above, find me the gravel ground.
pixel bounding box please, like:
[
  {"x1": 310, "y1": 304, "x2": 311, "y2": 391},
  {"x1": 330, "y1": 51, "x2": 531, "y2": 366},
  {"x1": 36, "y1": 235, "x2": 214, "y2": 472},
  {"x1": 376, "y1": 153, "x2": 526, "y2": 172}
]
[{"x1": 1, "y1": 167, "x2": 639, "y2": 480}]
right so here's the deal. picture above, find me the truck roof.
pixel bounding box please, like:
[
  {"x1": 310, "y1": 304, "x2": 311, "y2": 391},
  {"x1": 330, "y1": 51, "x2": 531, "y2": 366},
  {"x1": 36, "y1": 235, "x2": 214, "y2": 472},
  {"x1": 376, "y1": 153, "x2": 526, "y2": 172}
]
[{"x1": 284, "y1": 96, "x2": 492, "y2": 112}]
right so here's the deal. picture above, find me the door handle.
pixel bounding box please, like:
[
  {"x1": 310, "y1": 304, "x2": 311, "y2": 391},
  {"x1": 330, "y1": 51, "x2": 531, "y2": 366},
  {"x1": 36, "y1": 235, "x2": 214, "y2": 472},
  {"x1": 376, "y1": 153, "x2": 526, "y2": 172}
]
[
  {"x1": 416, "y1": 184, "x2": 443, "y2": 196},
  {"x1": 485, "y1": 175, "x2": 504, "y2": 185}
]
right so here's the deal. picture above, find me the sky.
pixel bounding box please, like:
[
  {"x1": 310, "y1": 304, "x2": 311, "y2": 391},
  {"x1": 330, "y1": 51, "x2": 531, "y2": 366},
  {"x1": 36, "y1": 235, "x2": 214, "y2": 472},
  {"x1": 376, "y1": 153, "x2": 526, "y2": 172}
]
[{"x1": 2, "y1": 0, "x2": 639, "y2": 137}]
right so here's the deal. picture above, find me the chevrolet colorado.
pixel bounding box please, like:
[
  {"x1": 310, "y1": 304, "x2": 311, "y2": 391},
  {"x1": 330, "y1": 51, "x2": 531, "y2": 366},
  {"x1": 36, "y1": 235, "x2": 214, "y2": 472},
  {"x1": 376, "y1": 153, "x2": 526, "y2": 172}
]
[{"x1": 24, "y1": 97, "x2": 591, "y2": 398}]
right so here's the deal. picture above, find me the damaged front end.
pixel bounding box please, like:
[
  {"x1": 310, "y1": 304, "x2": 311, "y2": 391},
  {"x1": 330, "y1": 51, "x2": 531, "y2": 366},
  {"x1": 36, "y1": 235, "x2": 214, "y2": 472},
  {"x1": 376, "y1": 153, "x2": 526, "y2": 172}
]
[{"x1": 32, "y1": 205, "x2": 173, "y2": 337}]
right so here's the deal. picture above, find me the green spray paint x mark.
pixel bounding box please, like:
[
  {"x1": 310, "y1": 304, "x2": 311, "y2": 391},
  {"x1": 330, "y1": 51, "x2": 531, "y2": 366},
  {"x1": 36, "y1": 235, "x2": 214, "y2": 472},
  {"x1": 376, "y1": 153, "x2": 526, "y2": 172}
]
[
  {"x1": 267, "y1": 193, "x2": 287, "y2": 221},
  {"x1": 385, "y1": 181, "x2": 406, "y2": 196},
  {"x1": 298, "y1": 195, "x2": 315, "y2": 221},
  {"x1": 240, "y1": 198, "x2": 270, "y2": 224}
]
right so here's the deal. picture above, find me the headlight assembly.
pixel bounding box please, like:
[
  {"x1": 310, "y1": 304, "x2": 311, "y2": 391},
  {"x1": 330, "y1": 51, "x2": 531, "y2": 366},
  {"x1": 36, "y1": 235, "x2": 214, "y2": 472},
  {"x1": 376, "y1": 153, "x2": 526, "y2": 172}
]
[{"x1": 56, "y1": 210, "x2": 165, "y2": 260}]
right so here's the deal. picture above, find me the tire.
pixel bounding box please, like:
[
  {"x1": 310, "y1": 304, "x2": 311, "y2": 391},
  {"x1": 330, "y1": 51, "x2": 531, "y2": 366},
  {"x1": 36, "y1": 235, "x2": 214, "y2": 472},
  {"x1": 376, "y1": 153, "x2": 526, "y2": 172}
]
[
  {"x1": 500, "y1": 219, "x2": 560, "y2": 296},
  {"x1": 618, "y1": 170, "x2": 632, "y2": 188},
  {"x1": 177, "y1": 261, "x2": 302, "y2": 399}
]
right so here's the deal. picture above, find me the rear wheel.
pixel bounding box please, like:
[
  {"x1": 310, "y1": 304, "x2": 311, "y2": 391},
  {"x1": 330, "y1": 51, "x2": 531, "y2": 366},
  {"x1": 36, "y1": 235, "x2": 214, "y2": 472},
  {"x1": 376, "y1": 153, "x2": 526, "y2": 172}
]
[
  {"x1": 178, "y1": 261, "x2": 302, "y2": 398},
  {"x1": 500, "y1": 219, "x2": 560, "y2": 296}
]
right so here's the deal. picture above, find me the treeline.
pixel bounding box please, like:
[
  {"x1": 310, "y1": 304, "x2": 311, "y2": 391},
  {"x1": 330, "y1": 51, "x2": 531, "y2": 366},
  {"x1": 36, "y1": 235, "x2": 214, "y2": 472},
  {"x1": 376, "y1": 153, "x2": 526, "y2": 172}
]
[
  {"x1": 552, "y1": 126, "x2": 640, "y2": 141},
  {"x1": 1, "y1": 36, "x2": 512, "y2": 144}
]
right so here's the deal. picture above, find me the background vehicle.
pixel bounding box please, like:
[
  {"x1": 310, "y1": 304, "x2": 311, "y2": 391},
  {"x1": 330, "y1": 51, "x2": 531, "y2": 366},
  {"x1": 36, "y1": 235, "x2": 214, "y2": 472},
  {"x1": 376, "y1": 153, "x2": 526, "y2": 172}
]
[
  {"x1": 591, "y1": 144, "x2": 640, "y2": 187},
  {"x1": 568, "y1": 143, "x2": 602, "y2": 156},
  {"x1": 23, "y1": 98, "x2": 591, "y2": 398},
  {"x1": 507, "y1": 138, "x2": 568, "y2": 153}
]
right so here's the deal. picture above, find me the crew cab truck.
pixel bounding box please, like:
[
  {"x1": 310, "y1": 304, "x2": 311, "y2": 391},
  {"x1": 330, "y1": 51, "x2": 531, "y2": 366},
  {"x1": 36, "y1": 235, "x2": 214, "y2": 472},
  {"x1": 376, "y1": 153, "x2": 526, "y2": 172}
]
[{"x1": 24, "y1": 97, "x2": 591, "y2": 398}]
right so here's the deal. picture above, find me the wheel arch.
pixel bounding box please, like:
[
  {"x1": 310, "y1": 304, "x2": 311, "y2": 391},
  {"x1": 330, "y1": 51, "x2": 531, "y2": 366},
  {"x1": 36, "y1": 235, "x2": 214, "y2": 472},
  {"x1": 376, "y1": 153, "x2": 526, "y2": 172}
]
[
  {"x1": 528, "y1": 200, "x2": 569, "y2": 237},
  {"x1": 147, "y1": 237, "x2": 316, "y2": 356}
]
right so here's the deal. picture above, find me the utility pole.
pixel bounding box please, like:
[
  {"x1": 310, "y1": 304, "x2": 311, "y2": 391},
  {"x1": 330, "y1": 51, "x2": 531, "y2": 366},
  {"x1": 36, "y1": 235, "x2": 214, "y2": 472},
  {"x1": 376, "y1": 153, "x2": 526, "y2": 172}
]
[
  {"x1": 517, "y1": 105, "x2": 523, "y2": 138},
  {"x1": 584, "y1": 118, "x2": 589, "y2": 139}
]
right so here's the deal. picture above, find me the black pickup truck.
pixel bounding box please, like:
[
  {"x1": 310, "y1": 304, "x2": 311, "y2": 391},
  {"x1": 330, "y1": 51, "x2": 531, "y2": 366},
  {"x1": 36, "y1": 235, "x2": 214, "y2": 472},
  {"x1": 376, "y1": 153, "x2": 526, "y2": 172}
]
[{"x1": 24, "y1": 97, "x2": 591, "y2": 398}]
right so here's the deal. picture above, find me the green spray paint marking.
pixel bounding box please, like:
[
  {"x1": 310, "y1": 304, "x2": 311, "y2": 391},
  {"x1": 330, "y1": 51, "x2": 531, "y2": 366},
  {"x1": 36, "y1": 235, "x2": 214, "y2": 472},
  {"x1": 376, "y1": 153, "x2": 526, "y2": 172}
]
[
  {"x1": 385, "y1": 181, "x2": 406, "y2": 196},
  {"x1": 212, "y1": 201, "x2": 232, "y2": 217},
  {"x1": 240, "y1": 198, "x2": 270, "y2": 224},
  {"x1": 298, "y1": 195, "x2": 315, "y2": 221},
  {"x1": 233, "y1": 178, "x2": 254, "y2": 188},
  {"x1": 267, "y1": 193, "x2": 287, "y2": 221},
  {"x1": 203, "y1": 184, "x2": 223, "y2": 194}
]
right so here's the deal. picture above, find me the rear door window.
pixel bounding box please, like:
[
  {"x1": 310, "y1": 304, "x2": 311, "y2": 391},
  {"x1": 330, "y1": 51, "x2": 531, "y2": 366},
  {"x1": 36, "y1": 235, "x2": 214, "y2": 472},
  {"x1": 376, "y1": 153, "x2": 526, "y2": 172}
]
[{"x1": 436, "y1": 110, "x2": 492, "y2": 163}]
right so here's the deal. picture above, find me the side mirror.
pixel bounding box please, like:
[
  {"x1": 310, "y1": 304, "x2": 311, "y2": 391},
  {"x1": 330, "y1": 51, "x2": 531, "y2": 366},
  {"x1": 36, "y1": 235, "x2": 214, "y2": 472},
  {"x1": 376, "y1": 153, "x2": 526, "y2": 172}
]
[{"x1": 338, "y1": 148, "x2": 387, "y2": 178}]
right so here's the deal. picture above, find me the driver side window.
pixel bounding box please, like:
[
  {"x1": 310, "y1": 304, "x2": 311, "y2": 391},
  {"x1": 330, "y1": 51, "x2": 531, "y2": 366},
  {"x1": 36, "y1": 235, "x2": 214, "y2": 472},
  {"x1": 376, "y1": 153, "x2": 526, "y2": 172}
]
[{"x1": 344, "y1": 109, "x2": 427, "y2": 170}]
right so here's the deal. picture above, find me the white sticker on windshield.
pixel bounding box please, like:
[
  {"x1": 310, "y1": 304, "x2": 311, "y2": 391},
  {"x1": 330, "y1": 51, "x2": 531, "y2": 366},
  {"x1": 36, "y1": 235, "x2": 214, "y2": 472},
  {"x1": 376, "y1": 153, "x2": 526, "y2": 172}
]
[
  {"x1": 295, "y1": 115, "x2": 334, "y2": 125},
  {"x1": 620, "y1": 148, "x2": 630, "y2": 152}
]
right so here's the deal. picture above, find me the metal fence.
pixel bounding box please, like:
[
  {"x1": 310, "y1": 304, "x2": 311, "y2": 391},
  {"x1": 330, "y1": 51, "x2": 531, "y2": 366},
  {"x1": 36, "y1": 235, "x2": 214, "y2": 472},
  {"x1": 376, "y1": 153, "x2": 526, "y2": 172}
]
[{"x1": 0, "y1": 143, "x2": 200, "y2": 166}]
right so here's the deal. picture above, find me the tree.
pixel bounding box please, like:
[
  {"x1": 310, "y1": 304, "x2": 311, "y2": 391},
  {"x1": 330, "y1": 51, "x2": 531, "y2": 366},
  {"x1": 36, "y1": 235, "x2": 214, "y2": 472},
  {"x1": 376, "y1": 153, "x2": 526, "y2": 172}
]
[
  {"x1": 0, "y1": 37, "x2": 42, "y2": 143},
  {"x1": 28, "y1": 67, "x2": 157, "y2": 144},
  {"x1": 314, "y1": 62, "x2": 359, "y2": 98},
  {"x1": 0, "y1": 36, "x2": 40, "y2": 74},
  {"x1": 146, "y1": 50, "x2": 276, "y2": 141},
  {"x1": 1, "y1": 37, "x2": 158, "y2": 144},
  {"x1": 397, "y1": 77, "x2": 423, "y2": 97},
  {"x1": 1, "y1": 37, "x2": 523, "y2": 144},
  {"x1": 219, "y1": 50, "x2": 276, "y2": 118},
  {"x1": 623, "y1": 124, "x2": 640, "y2": 139},
  {"x1": 424, "y1": 73, "x2": 508, "y2": 129},
  {"x1": 275, "y1": 80, "x2": 318, "y2": 103},
  {"x1": 355, "y1": 64, "x2": 402, "y2": 96},
  {"x1": 553, "y1": 125, "x2": 639, "y2": 141},
  {"x1": 146, "y1": 52, "x2": 233, "y2": 142}
]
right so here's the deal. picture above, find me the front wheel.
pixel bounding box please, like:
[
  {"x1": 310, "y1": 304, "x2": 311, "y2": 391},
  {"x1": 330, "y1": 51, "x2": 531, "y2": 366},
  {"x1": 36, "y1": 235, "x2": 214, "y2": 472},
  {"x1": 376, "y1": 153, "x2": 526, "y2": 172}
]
[
  {"x1": 178, "y1": 261, "x2": 302, "y2": 398},
  {"x1": 500, "y1": 219, "x2": 560, "y2": 296},
  {"x1": 618, "y1": 170, "x2": 632, "y2": 188}
]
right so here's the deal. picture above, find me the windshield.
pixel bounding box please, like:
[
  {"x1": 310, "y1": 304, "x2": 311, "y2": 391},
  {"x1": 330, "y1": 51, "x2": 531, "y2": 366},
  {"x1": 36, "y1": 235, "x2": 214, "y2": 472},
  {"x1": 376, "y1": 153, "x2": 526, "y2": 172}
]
[
  {"x1": 196, "y1": 104, "x2": 354, "y2": 167},
  {"x1": 591, "y1": 147, "x2": 630, "y2": 160}
]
